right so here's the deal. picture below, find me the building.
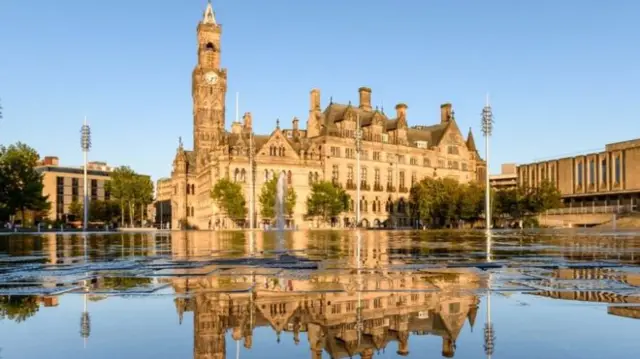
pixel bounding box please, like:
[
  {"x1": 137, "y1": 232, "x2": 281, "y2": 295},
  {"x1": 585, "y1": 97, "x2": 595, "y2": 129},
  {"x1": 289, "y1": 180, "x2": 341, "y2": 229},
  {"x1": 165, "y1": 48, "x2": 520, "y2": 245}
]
[
  {"x1": 37, "y1": 156, "x2": 113, "y2": 221},
  {"x1": 167, "y1": 2, "x2": 485, "y2": 230},
  {"x1": 151, "y1": 178, "x2": 172, "y2": 227},
  {"x1": 489, "y1": 163, "x2": 518, "y2": 191},
  {"x1": 37, "y1": 156, "x2": 151, "y2": 222},
  {"x1": 517, "y1": 138, "x2": 640, "y2": 209}
]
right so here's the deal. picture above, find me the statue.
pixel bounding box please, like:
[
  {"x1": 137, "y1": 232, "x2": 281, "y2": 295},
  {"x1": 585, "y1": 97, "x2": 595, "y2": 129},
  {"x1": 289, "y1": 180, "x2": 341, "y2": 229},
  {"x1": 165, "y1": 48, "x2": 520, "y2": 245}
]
[{"x1": 178, "y1": 136, "x2": 183, "y2": 150}]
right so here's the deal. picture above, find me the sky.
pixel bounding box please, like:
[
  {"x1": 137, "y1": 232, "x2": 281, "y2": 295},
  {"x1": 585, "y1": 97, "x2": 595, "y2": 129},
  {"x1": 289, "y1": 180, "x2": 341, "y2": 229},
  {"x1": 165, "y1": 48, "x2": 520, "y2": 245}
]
[{"x1": 1, "y1": 0, "x2": 639, "y2": 182}]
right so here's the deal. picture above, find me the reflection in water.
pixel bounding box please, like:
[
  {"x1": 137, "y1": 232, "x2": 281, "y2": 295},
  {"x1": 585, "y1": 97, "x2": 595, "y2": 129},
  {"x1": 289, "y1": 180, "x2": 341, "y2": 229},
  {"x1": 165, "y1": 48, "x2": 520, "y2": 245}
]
[
  {"x1": 0, "y1": 230, "x2": 639, "y2": 358},
  {"x1": 167, "y1": 229, "x2": 485, "y2": 358}
]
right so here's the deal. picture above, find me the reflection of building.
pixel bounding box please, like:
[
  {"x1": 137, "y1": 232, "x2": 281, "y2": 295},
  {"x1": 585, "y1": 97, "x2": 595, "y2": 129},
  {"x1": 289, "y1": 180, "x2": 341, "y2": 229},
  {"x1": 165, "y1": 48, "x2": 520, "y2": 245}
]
[
  {"x1": 528, "y1": 267, "x2": 640, "y2": 320},
  {"x1": 489, "y1": 163, "x2": 517, "y2": 191},
  {"x1": 171, "y1": 231, "x2": 480, "y2": 358},
  {"x1": 517, "y1": 138, "x2": 640, "y2": 208},
  {"x1": 36, "y1": 156, "x2": 152, "y2": 222},
  {"x1": 166, "y1": 2, "x2": 486, "y2": 230}
]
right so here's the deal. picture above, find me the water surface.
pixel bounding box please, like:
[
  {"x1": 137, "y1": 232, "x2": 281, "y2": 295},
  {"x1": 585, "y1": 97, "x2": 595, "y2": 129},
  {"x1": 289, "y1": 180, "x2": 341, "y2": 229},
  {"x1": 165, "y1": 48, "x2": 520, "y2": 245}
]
[{"x1": 0, "y1": 230, "x2": 639, "y2": 358}]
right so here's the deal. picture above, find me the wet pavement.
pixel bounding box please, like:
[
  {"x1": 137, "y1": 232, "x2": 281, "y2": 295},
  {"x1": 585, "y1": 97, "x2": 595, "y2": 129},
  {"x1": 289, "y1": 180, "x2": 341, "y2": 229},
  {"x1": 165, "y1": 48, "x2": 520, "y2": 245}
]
[{"x1": 0, "y1": 229, "x2": 639, "y2": 358}]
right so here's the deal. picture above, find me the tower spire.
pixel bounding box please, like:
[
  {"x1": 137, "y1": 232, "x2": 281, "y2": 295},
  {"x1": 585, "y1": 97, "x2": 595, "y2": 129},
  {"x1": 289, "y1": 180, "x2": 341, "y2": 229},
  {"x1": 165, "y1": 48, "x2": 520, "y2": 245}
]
[{"x1": 203, "y1": 0, "x2": 217, "y2": 25}]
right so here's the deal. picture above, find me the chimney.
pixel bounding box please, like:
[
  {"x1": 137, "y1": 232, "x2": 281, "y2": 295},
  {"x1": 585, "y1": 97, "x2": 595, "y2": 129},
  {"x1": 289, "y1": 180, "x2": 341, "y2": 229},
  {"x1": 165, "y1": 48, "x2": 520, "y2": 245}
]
[
  {"x1": 358, "y1": 87, "x2": 372, "y2": 111},
  {"x1": 395, "y1": 103, "x2": 408, "y2": 119},
  {"x1": 243, "y1": 112, "x2": 252, "y2": 130},
  {"x1": 310, "y1": 89, "x2": 321, "y2": 111},
  {"x1": 440, "y1": 103, "x2": 452, "y2": 123}
]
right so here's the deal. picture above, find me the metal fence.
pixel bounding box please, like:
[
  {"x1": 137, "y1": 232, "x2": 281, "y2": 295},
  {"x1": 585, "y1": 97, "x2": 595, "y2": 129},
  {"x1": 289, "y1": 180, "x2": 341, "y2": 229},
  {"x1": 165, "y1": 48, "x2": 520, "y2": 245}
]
[{"x1": 546, "y1": 204, "x2": 636, "y2": 215}]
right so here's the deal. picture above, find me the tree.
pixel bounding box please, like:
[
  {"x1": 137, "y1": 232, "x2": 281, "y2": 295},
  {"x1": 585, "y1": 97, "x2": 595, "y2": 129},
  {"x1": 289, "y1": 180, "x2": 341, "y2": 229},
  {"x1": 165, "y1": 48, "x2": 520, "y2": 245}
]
[
  {"x1": 0, "y1": 143, "x2": 50, "y2": 225},
  {"x1": 68, "y1": 199, "x2": 83, "y2": 220},
  {"x1": 211, "y1": 178, "x2": 247, "y2": 224},
  {"x1": 106, "y1": 166, "x2": 135, "y2": 227},
  {"x1": 0, "y1": 295, "x2": 40, "y2": 323},
  {"x1": 458, "y1": 182, "x2": 484, "y2": 224},
  {"x1": 306, "y1": 181, "x2": 350, "y2": 223},
  {"x1": 258, "y1": 176, "x2": 297, "y2": 222}
]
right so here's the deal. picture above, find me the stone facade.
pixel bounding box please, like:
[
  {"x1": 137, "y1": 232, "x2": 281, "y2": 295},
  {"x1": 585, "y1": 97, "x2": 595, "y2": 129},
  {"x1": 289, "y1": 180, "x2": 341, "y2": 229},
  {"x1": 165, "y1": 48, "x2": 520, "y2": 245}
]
[
  {"x1": 167, "y1": 3, "x2": 486, "y2": 230},
  {"x1": 517, "y1": 138, "x2": 640, "y2": 208}
]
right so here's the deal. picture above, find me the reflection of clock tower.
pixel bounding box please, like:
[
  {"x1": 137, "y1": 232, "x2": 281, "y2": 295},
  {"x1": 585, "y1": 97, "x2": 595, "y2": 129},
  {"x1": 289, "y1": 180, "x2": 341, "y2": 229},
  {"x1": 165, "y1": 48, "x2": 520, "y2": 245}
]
[{"x1": 193, "y1": 0, "x2": 226, "y2": 155}]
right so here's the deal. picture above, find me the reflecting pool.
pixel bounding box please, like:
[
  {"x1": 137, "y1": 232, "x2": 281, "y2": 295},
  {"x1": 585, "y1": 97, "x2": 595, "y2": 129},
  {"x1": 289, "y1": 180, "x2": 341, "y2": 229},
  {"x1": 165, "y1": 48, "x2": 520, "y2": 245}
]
[{"x1": 0, "y1": 230, "x2": 639, "y2": 358}]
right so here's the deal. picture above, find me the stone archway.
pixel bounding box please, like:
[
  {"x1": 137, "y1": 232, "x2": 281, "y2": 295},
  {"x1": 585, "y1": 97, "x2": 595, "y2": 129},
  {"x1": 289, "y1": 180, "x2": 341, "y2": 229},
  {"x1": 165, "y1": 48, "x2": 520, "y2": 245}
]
[
  {"x1": 360, "y1": 218, "x2": 370, "y2": 228},
  {"x1": 373, "y1": 219, "x2": 381, "y2": 228}
]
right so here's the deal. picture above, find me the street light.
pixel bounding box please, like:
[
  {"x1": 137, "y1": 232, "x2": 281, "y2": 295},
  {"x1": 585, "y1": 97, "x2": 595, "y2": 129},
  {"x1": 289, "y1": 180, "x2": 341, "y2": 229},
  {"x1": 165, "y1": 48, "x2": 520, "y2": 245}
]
[
  {"x1": 481, "y1": 95, "x2": 494, "y2": 233},
  {"x1": 355, "y1": 114, "x2": 363, "y2": 227},
  {"x1": 81, "y1": 117, "x2": 92, "y2": 231}
]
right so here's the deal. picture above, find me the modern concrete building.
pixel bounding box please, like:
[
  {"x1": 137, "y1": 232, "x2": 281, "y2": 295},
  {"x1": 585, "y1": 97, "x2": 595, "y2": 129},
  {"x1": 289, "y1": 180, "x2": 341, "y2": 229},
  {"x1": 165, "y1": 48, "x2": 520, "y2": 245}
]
[
  {"x1": 37, "y1": 156, "x2": 112, "y2": 221},
  {"x1": 165, "y1": 2, "x2": 486, "y2": 230},
  {"x1": 517, "y1": 138, "x2": 640, "y2": 209},
  {"x1": 36, "y1": 156, "x2": 151, "y2": 222},
  {"x1": 489, "y1": 163, "x2": 518, "y2": 191}
]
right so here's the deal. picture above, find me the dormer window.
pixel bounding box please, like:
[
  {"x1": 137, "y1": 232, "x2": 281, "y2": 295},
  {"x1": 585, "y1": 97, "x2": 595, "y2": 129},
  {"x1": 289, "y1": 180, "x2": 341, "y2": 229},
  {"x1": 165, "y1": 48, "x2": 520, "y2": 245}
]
[{"x1": 415, "y1": 141, "x2": 428, "y2": 149}]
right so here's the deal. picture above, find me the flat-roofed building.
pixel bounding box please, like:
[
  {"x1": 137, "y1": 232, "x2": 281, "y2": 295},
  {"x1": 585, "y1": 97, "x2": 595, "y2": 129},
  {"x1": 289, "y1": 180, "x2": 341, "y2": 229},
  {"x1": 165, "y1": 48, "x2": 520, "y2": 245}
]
[
  {"x1": 517, "y1": 138, "x2": 640, "y2": 210},
  {"x1": 489, "y1": 163, "x2": 518, "y2": 191},
  {"x1": 36, "y1": 156, "x2": 151, "y2": 221}
]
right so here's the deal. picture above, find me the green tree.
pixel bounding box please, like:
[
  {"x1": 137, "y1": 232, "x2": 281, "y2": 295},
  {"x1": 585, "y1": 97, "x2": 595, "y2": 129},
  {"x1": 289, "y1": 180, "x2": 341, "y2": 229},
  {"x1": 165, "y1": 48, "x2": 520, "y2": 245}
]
[
  {"x1": 525, "y1": 179, "x2": 563, "y2": 214},
  {"x1": 211, "y1": 178, "x2": 247, "y2": 224},
  {"x1": 0, "y1": 295, "x2": 40, "y2": 323},
  {"x1": 68, "y1": 199, "x2": 83, "y2": 220},
  {"x1": 106, "y1": 166, "x2": 135, "y2": 227},
  {"x1": 259, "y1": 176, "x2": 297, "y2": 222},
  {"x1": 130, "y1": 175, "x2": 154, "y2": 226},
  {"x1": 306, "y1": 181, "x2": 350, "y2": 223},
  {"x1": 0, "y1": 143, "x2": 50, "y2": 225},
  {"x1": 458, "y1": 182, "x2": 484, "y2": 224}
]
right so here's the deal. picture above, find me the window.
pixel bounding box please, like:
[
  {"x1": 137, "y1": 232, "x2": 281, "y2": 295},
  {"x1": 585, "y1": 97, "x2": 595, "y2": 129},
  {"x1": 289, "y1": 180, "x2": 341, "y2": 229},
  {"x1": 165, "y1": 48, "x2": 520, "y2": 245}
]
[
  {"x1": 447, "y1": 146, "x2": 459, "y2": 155},
  {"x1": 423, "y1": 158, "x2": 431, "y2": 167},
  {"x1": 577, "y1": 162, "x2": 583, "y2": 187},
  {"x1": 308, "y1": 172, "x2": 313, "y2": 185},
  {"x1": 399, "y1": 171, "x2": 405, "y2": 188},
  {"x1": 332, "y1": 165, "x2": 339, "y2": 182},
  {"x1": 415, "y1": 140, "x2": 428, "y2": 149},
  {"x1": 287, "y1": 170, "x2": 292, "y2": 185},
  {"x1": 347, "y1": 166, "x2": 354, "y2": 182},
  {"x1": 398, "y1": 155, "x2": 405, "y2": 164},
  {"x1": 381, "y1": 134, "x2": 389, "y2": 143},
  {"x1": 71, "y1": 178, "x2": 79, "y2": 201},
  {"x1": 330, "y1": 146, "x2": 341, "y2": 157},
  {"x1": 438, "y1": 159, "x2": 445, "y2": 168},
  {"x1": 411, "y1": 172, "x2": 417, "y2": 186},
  {"x1": 373, "y1": 151, "x2": 381, "y2": 161},
  {"x1": 345, "y1": 148, "x2": 355, "y2": 159},
  {"x1": 361, "y1": 167, "x2": 367, "y2": 183},
  {"x1": 361, "y1": 150, "x2": 368, "y2": 160},
  {"x1": 91, "y1": 179, "x2": 98, "y2": 201},
  {"x1": 374, "y1": 168, "x2": 381, "y2": 186},
  {"x1": 461, "y1": 162, "x2": 468, "y2": 171},
  {"x1": 410, "y1": 157, "x2": 418, "y2": 166},
  {"x1": 615, "y1": 156, "x2": 621, "y2": 184},
  {"x1": 601, "y1": 159, "x2": 607, "y2": 184},
  {"x1": 589, "y1": 159, "x2": 595, "y2": 185},
  {"x1": 387, "y1": 168, "x2": 393, "y2": 186}
]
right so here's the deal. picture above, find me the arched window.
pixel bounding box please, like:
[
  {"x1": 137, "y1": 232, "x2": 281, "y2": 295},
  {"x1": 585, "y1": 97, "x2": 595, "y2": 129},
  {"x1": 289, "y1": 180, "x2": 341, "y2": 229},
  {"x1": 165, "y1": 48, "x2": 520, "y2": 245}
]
[
  {"x1": 350, "y1": 199, "x2": 354, "y2": 211},
  {"x1": 364, "y1": 199, "x2": 368, "y2": 212},
  {"x1": 287, "y1": 170, "x2": 292, "y2": 185},
  {"x1": 191, "y1": 184, "x2": 195, "y2": 194},
  {"x1": 186, "y1": 184, "x2": 190, "y2": 195},
  {"x1": 241, "y1": 168, "x2": 246, "y2": 182},
  {"x1": 205, "y1": 42, "x2": 216, "y2": 51},
  {"x1": 234, "y1": 168, "x2": 240, "y2": 182},
  {"x1": 308, "y1": 172, "x2": 313, "y2": 185},
  {"x1": 281, "y1": 147, "x2": 286, "y2": 157},
  {"x1": 372, "y1": 201, "x2": 377, "y2": 212}
]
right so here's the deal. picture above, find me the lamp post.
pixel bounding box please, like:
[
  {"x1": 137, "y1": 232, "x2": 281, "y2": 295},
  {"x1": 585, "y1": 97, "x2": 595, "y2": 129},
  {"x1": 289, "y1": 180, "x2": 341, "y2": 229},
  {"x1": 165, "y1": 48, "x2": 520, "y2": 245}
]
[
  {"x1": 355, "y1": 114, "x2": 363, "y2": 227},
  {"x1": 481, "y1": 95, "x2": 494, "y2": 233},
  {"x1": 80, "y1": 118, "x2": 92, "y2": 231}
]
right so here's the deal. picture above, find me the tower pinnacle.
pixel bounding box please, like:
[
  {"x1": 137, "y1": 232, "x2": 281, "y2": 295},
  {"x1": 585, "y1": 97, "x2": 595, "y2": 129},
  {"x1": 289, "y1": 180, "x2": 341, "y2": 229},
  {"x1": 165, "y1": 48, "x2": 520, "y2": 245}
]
[{"x1": 203, "y1": 0, "x2": 217, "y2": 25}]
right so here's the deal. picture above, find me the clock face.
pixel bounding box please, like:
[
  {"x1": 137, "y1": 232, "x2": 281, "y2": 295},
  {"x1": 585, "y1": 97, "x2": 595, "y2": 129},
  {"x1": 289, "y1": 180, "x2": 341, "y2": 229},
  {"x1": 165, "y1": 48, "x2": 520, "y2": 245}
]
[{"x1": 204, "y1": 71, "x2": 218, "y2": 84}]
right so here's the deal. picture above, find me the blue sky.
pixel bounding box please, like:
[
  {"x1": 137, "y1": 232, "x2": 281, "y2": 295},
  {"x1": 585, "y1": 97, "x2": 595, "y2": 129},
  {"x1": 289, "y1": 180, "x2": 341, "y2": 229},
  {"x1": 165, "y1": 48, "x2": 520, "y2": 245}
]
[{"x1": 1, "y1": 0, "x2": 639, "y2": 181}]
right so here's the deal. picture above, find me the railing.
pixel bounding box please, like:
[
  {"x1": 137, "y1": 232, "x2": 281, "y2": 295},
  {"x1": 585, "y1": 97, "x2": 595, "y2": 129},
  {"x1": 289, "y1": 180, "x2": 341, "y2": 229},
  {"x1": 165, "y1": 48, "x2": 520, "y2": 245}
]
[{"x1": 546, "y1": 204, "x2": 637, "y2": 215}]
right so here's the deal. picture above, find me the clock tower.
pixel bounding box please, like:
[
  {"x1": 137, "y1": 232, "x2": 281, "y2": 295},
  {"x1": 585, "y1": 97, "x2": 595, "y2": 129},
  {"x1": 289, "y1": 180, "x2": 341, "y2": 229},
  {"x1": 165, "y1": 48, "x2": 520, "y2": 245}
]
[{"x1": 193, "y1": 0, "x2": 226, "y2": 155}]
